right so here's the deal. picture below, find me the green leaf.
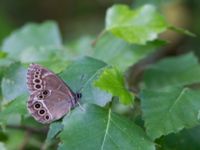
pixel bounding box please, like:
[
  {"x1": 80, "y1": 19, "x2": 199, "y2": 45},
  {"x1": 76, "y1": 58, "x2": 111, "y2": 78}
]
[
  {"x1": 141, "y1": 87, "x2": 200, "y2": 140},
  {"x1": 144, "y1": 53, "x2": 200, "y2": 89},
  {"x1": 106, "y1": 4, "x2": 168, "y2": 44},
  {"x1": 0, "y1": 142, "x2": 6, "y2": 150},
  {"x1": 158, "y1": 125, "x2": 200, "y2": 150},
  {"x1": 59, "y1": 104, "x2": 155, "y2": 150},
  {"x1": 169, "y1": 26, "x2": 196, "y2": 37},
  {"x1": 1, "y1": 63, "x2": 27, "y2": 102},
  {"x1": 2, "y1": 21, "x2": 62, "y2": 59},
  {"x1": 47, "y1": 121, "x2": 63, "y2": 141},
  {"x1": 0, "y1": 94, "x2": 28, "y2": 123},
  {"x1": 0, "y1": 51, "x2": 7, "y2": 59},
  {"x1": 60, "y1": 57, "x2": 112, "y2": 106},
  {"x1": 19, "y1": 47, "x2": 69, "y2": 73},
  {"x1": 0, "y1": 58, "x2": 13, "y2": 68},
  {"x1": 67, "y1": 35, "x2": 93, "y2": 58},
  {"x1": 94, "y1": 67, "x2": 133, "y2": 105},
  {"x1": 94, "y1": 33, "x2": 164, "y2": 71}
]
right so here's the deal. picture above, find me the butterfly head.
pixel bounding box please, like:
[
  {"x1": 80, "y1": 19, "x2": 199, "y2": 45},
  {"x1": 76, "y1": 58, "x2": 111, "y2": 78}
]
[{"x1": 75, "y1": 92, "x2": 82, "y2": 100}]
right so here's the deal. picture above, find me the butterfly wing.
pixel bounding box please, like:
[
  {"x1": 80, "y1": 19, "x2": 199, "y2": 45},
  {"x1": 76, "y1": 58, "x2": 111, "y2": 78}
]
[
  {"x1": 27, "y1": 90, "x2": 72, "y2": 124},
  {"x1": 27, "y1": 64, "x2": 75, "y2": 97},
  {"x1": 26, "y1": 64, "x2": 77, "y2": 124}
]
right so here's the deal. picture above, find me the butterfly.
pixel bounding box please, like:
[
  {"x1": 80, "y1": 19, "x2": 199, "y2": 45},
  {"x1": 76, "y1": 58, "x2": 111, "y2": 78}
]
[{"x1": 26, "y1": 64, "x2": 81, "y2": 124}]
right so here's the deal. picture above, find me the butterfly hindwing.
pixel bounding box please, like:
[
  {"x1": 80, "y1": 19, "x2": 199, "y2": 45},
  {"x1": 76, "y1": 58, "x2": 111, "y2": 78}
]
[
  {"x1": 27, "y1": 90, "x2": 72, "y2": 124},
  {"x1": 26, "y1": 64, "x2": 78, "y2": 124}
]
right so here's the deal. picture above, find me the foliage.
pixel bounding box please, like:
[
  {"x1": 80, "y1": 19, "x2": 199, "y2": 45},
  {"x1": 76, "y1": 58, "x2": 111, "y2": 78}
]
[
  {"x1": 94, "y1": 67, "x2": 133, "y2": 105},
  {"x1": 105, "y1": 4, "x2": 168, "y2": 44},
  {"x1": 0, "y1": 2, "x2": 198, "y2": 150}
]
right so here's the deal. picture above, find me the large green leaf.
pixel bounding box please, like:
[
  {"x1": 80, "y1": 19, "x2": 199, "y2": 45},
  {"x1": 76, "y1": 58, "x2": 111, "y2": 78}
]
[
  {"x1": 141, "y1": 87, "x2": 200, "y2": 140},
  {"x1": 94, "y1": 67, "x2": 133, "y2": 105},
  {"x1": 59, "y1": 104, "x2": 155, "y2": 150},
  {"x1": 106, "y1": 4, "x2": 168, "y2": 44},
  {"x1": 1, "y1": 63, "x2": 27, "y2": 102},
  {"x1": 47, "y1": 122, "x2": 63, "y2": 141},
  {"x1": 2, "y1": 21, "x2": 62, "y2": 59},
  {"x1": 60, "y1": 57, "x2": 112, "y2": 106},
  {"x1": 0, "y1": 94, "x2": 28, "y2": 123},
  {"x1": 94, "y1": 33, "x2": 164, "y2": 71},
  {"x1": 66, "y1": 36, "x2": 93, "y2": 58},
  {"x1": 144, "y1": 53, "x2": 200, "y2": 89},
  {"x1": 158, "y1": 125, "x2": 200, "y2": 150},
  {"x1": 20, "y1": 46, "x2": 69, "y2": 73}
]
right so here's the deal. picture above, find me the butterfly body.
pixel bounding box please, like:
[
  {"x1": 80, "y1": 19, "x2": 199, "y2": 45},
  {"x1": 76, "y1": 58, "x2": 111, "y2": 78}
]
[{"x1": 27, "y1": 64, "x2": 79, "y2": 124}]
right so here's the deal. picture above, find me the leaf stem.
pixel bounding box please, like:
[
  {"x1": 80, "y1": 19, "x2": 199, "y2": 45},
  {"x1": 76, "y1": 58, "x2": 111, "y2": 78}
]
[
  {"x1": 19, "y1": 130, "x2": 31, "y2": 150},
  {"x1": 91, "y1": 29, "x2": 107, "y2": 47},
  {"x1": 6, "y1": 124, "x2": 48, "y2": 134}
]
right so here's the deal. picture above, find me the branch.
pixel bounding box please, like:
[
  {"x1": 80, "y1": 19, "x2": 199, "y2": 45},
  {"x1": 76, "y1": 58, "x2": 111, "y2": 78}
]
[
  {"x1": 126, "y1": 37, "x2": 186, "y2": 93},
  {"x1": 91, "y1": 29, "x2": 106, "y2": 47},
  {"x1": 6, "y1": 124, "x2": 48, "y2": 134},
  {"x1": 19, "y1": 130, "x2": 31, "y2": 150}
]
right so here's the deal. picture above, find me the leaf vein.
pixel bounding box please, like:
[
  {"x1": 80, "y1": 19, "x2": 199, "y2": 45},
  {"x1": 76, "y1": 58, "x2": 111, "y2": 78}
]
[
  {"x1": 100, "y1": 108, "x2": 111, "y2": 150},
  {"x1": 169, "y1": 88, "x2": 188, "y2": 112}
]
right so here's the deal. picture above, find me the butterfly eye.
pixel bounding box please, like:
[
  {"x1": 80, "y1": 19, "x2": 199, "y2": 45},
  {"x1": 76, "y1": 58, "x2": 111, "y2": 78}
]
[
  {"x1": 45, "y1": 115, "x2": 50, "y2": 120},
  {"x1": 76, "y1": 93, "x2": 82, "y2": 99},
  {"x1": 42, "y1": 90, "x2": 49, "y2": 95},
  {"x1": 37, "y1": 94, "x2": 44, "y2": 99},
  {"x1": 35, "y1": 84, "x2": 42, "y2": 89},
  {"x1": 38, "y1": 109, "x2": 46, "y2": 116},
  {"x1": 34, "y1": 103, "x2": 41, "y2": 110},
  {"x1": 33, "y1": 79, "x2": 41, "y2": 84}
]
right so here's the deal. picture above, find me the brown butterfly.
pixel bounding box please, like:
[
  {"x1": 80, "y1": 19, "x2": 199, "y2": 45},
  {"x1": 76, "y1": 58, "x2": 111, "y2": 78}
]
[{"x1": 26, "y1": 64, "x2": 81, "y2": 124}]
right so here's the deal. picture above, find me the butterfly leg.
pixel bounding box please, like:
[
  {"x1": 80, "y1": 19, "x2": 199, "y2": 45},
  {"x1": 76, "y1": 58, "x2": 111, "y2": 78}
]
[
  {"x1": 65, "y1": 106, "x2": 72, "y2": 118},
  {"x1": 77, "y1": 102, "x2": 85, "y2": 112}
]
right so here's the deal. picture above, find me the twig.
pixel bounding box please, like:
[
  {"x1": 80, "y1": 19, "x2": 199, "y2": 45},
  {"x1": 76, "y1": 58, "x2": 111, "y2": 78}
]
[
  {"x1": 6, "y1": 124, "x2": 48, "y2": 134},
  {"x1": 126, "y1": 37, "x2": 186, "y2": 93},
  {"x1": 19, "y1": 130, "x2": 31, "y2": 150},
  {"x1": 91, "y1": 29, "x2": 106, "y2": 47}
]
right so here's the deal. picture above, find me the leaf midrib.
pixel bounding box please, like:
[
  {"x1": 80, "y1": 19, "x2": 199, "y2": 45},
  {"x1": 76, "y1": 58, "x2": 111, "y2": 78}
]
[
  {"x1": 169, "y1": 88, "x2": 188, "y2": 112},
  {"x1": 100, "y1": 108, "x2": 111, "y2": 150}
]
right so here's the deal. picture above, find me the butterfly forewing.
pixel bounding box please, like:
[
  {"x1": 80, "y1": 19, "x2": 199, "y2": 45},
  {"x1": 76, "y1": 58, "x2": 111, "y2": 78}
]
[{"x1": 26, "y1": 64, "x2": 78, "y2": 124}]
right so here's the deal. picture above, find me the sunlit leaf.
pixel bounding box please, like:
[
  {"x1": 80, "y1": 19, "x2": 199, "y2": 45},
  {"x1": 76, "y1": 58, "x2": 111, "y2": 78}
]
[
  {"x1": 106, "y1": 4, "x2": 168, "y2": 44},
  {"x1": 0, "y1": 51, "x2": 7, "y2": 59},
  {"x1": 94, "y1": 67, "x2": 133, "y2": 105},
  {"x1": 59, "y1": 104, "x2": 155, "y2": 150}
]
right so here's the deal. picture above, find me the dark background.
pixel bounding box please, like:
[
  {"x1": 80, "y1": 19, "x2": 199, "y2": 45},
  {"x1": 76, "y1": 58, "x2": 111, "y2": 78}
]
[{"x1": 0, "y1": 0, "x2": 199, "y2": 56}]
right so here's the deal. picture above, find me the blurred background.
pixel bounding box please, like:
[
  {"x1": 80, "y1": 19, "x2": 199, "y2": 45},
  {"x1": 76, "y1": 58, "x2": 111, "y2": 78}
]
[
  {"x1": 0, "y1": 0, "x2": 200, "y2": 150},
  {"x1": 0, "y1": 0, "x2": 132, "y2": 43},
  {"x1": 0, "y1": 0, "x2": 199, "y2": 55}
]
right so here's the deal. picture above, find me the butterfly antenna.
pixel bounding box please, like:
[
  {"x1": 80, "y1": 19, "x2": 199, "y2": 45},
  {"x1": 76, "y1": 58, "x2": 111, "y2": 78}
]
[
  {"x1": 74, "y1": 74, "x2": 86, "y2": 112},
  {"x1": 77, "y1": 74, "x2": 85, "y2": 93},
  {"x1": 77, "y1": 101, "x2": 85, "y2": 112}
]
